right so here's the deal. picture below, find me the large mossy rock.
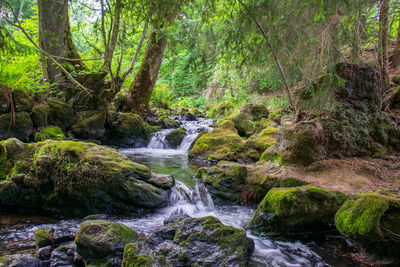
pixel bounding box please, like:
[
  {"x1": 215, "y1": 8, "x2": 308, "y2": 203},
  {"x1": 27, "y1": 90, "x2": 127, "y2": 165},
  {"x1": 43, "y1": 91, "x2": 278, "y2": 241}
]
[
  {"x1": 123, "y1": 216, "x2": 254, "y2": 266},
  {"x1": 165, "y1": 128, "x2": 186, "y2": 148},
  {"x1": 12, "y1": 89, "x2": 33, "y2": 112},
  {"x1": 71, "y1": 111, "x2": 106, "y2": 140},
  {"x1": 0, "y1": 112, "x2": 33, "y2": 141},
  {"x1": 75, "y1": 220, "x2": 139, "y2": 265},
  {"x1": 31, "y1": 104, "x2": 51, "y2": 128},
  {"x1": 335, "y1": 192, "x2": 400, "y2": 255},
  {"x1": 47, "y1": 98, "x2": 75, "y2": 129},
  {"x1": 196, "y1": 161, "x2": 247, "y2": 204},
  {"x1": 241, "y1": 126, "x2": 279, "y2": 162},
  {"x1": 189, "y1": 120, "x2": 244, "y2": 161},
  {"x1": 108, "y1": 113, "x2": 159, "y2": 147},
  {"x1": 0, "y1": 138, "x2": 170, "y2": 217},
  {"x1": 250, "y1": 185, "x2": 347, "y2": 233}
]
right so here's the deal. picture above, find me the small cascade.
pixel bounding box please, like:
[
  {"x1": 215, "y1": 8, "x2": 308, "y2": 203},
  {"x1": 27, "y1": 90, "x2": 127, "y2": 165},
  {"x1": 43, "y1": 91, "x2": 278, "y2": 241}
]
[
  {"x1": 146, "y1": 129, "x2": 173, "y2": 149},
  {"x1": 167, "y1": 180, "x2": 216, "y2": 218},
  {"x1": 145, "y1": 117, "x2": 213, "y2": 151}
]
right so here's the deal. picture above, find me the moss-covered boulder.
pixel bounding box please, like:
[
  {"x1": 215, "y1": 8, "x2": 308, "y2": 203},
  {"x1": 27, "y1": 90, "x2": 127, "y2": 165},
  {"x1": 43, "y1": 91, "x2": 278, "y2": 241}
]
[
  {"x1": 335, "y1": 192, "x2": 400, "y2": 254},
  {"x1": 35, "y1": 228, "x2": 53, "y2": 249},
  {"x1": 240, "y1": 103, "x2": 269, "y2": 121},
  {"x1": 210, "y1": 101, "x2": 233, "y2": 118},
  {"x1": 0, "y1": 112, "x2": 33, "y2": 141},
  {"x1": 127, "y1": 216, "x2": 254, "y2": 266},
  {"x1": 165, "y1": 128, "x2": 186, "y2": 148},
  {"x1": 48, "y1": 98, "x2": 74, "y2": 129},
  {"x1": 161, "y1": 117, "x2": 179, "y2": 129},
  {"x1": 75, "y1": 220, "x2": 139, "y2": 265},
  {"x1": 35, "y1": 126, "x2": 65, "y2": 142},
  {"x1": 196, "y1": 161, "x2": 247, "y2": 204},
  {"x1": 241, "y1": 126, "x2": 279, "y2": 162},
  {"x1": 71, "y1": 111, "x2": 106, "y2": 140},
  {"x1": 0, "y1": 180, "x2": 20, "y2": 202},
  {"x1": 229, "y1": 113, "x2": 256, "y2": 137},
  {"x1": 122, "y1": 243, "x2": 155, "y2": 267},
  {"x1": 189, "y1": 120, "x2": 244, "y2": 162},
  {"x1": 12, "y1": 89, "x2": 33, "y2": 112},
  {"x1": 109, "y1": 113, "x2": 148, "y2": 147},
  {"x1": 31, "y1": 104, "x2": 51, "y2": 128},
  {"x1": 250, "y1": 185, "x2": 347, "y2": 233},
  {"x1": 0, "y1": 138, "x2": 169, "y2": 217}
]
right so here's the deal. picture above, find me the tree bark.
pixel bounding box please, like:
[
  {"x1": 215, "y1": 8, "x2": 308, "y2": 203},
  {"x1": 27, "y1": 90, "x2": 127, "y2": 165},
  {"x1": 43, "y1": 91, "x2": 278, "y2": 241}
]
[
  {"x1": 391, "y1": 15, "x2": 400, "y2": 68},
  {"x1": 123, "y1": 27, "x2": 167, "y2": 115},
  {"x1": 379, "y1": 0, "x2": 390, "y2": 91},
  {"x1": 38, "y1": 0, "x2": 86, "y2": 83}
]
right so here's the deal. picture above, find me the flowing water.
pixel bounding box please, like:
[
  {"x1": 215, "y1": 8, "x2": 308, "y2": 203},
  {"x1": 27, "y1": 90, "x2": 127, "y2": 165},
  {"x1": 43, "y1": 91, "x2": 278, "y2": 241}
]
[{"x1": 0, "y1": 117, "x2": 360, "y2": 266}]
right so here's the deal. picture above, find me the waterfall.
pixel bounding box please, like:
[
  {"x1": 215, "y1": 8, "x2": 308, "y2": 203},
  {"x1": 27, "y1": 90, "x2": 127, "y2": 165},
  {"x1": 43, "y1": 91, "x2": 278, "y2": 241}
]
[{"x1": 146, "y1": 117, "x2": 213, "y2": 151}]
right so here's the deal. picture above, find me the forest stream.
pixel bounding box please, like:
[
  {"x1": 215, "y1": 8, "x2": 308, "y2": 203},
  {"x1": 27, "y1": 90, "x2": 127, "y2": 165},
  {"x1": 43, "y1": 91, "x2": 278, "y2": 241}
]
[{"x1": 0, "y1": 118, "x2": 362, "y2": 267}]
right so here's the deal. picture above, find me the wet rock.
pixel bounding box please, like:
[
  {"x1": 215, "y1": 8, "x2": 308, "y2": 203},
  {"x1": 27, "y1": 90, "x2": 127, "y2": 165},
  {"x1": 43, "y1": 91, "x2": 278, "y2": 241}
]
[
  {"x1": 250, "y1": 185, "x2": 347, "y2": 233},
  {"x1": 47, "y1": 98, "x2": 74, "y2": 130},
  {"x1": 165, "y1": 128, "x2": 186, "y2": 148},
  {"x1": 35, "y1": 126, "x2": 65, "y2": 142},
  {"x1": 75, "y1": 220, "x2": 139, "y2": 265},
  {"x1": 196, "y1": 161, "x2": 247, "y2": 204},
  {"x1": 71, "y1": 111, "x2": 106, "y2": 140},
  {"x1": 49, "y1": 242, "x2": 76, "y2": 267},
  {"x1": 0, "y1": 112, "x2": 33, "y2": 141},
  {"x1": 123, "y1": 216, "x2": 254, "y2": 266},
  {"x1": 0, "y1": 138, "x2": 169, "y2": 217},
  {"x1": 148, "y1": 173, "x2": 175, "y2": 189},
  {"x1": 161, "y1": 117, "x2": 179, "y2": 129},
  {"x1": 31, "y1": 104, "x2": 51, "y2": 128},
  {"x1": 335, "y1": 192, "x2": 400, "y2": 255},
  {"x1": 184, "y1": 111, "x2": 196, "y2": 121},
  {"x1": 37, "y1": 246, "x2": 52, "y2": 260},
  {"x1": 0, "y1": 253, "x2": 40, "y2": 267}
]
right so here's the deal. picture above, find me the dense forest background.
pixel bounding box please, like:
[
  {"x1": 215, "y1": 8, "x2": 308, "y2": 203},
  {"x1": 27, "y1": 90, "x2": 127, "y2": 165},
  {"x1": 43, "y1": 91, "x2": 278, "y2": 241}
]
[{"x1": 1, "y1": 0, "x2": 399, "y2": 115}]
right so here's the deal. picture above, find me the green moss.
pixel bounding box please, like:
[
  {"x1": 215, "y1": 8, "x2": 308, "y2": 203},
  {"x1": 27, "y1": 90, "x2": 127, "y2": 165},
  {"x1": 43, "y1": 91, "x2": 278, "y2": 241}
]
[
  {"x1": 335, "y1": 193, "x2": 400, "y2": 243},
  {"x1": 250, "y1": 185, "x2": 347, "y2": 232},
  {"x1": 122, "y1": 243, "x2": 154, "y2": 267},
  {"x1": 75, "y1": 220, "x2": 139, "y2": 262},
  {"x1": 31, "y1": 104, "x2": 51, "y2": 128},
  {"x1": 47, "y1": 98, "x2": 74, "y2": 129},
  {"x1": 0, "y1": 180, "x2": 20, "y2": 200},
  {"x1": 34, "y1": 228, "x2": 53, "y2": 249},
  {"x1": 35, "y1": 126, "x2": 65, "y2": 142},
  {"x1": 189, "y1": 127, "x2": 244, "y2": 161}
]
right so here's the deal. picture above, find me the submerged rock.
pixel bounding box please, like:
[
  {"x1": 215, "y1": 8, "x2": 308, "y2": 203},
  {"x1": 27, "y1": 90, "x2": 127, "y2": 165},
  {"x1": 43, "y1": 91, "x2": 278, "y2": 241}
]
[
  {"x1": 0, "y1": 138, "x2": 169, "y2": 217},
  {"x1": 122, "y1": 216, "x2": 254, "y2": 266},
  {"x1": 250, "y1": 185, "x2": 347, "y2": 233},
  {"x1": 75, "y1": 220, "x2": 139, "y2": 266},
  {"x1": 165, "y1": 128, "x2": 186, "y2": 148},
  {"x1": 335, "y1": 192, "x2": 400, "y2": 255}
]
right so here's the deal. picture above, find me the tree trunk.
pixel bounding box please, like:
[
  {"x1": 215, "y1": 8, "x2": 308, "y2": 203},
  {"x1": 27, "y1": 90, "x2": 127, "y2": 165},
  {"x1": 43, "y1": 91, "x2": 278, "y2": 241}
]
[
  {"x1": 123, "y1": 27, "x2": 167, "y2": 115},
  {"x1": 38, "y1": 0, "x2": 86, "y2": 83},
  {"x1": 391, "y1": 15, "x2": 400, "y2": 69},
  {"x1": 379, "y1": 0, "x2": 390, "y2": 91}
]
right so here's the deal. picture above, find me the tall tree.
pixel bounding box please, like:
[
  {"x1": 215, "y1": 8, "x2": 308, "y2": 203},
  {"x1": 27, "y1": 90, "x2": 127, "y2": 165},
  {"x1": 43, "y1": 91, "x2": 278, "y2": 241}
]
[
  {"x1": 391, "y1": 15, "x2": 400, "y2": 68},
  {"x1": 122, "y1": 0, "x2": 183, "y2": 115},
  {"x1": 38, "y1": 0, "x2": 86, "y2": 83},
  {"x1": 379, "y1": 0, "x2": 390, "y2": 91}
]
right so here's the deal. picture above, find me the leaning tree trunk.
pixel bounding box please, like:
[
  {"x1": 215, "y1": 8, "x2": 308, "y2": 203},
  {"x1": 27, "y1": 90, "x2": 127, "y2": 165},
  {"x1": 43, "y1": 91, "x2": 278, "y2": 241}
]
[
  {"x1": 123, "y1": 27, "x2": 167, "y2": 115},
  {"x1": 38, "y1": 0, "x2": 86, "y2": 83},
  {"x1": 379, "y1": 0, "x2": 390, "y2": 91}
]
